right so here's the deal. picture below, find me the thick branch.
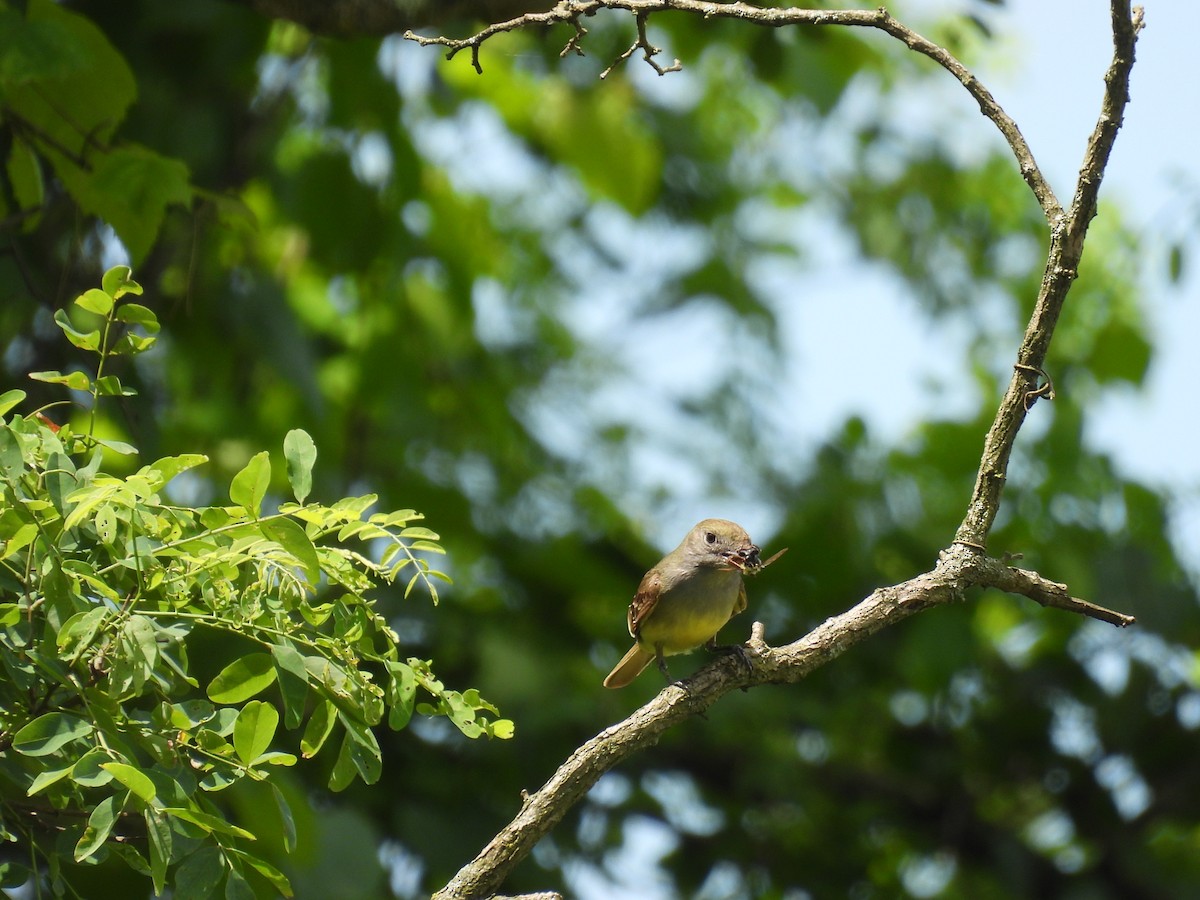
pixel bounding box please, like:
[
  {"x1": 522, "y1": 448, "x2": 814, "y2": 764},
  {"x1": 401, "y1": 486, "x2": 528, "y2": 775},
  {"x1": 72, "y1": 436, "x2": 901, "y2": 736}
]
[
  {"x1": 433, "y1": 545, "x2": 1132, "y2": 898},
  {"x1": 953, "y1": 0, "x2": 1143, "y2": 549}
]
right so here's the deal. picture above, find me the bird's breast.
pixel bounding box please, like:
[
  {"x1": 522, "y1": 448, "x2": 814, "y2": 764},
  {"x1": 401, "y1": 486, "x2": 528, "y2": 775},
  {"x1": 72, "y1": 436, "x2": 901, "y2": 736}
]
[{"x1": 637, "y1": 570, "x2": 742, "y2": 655}]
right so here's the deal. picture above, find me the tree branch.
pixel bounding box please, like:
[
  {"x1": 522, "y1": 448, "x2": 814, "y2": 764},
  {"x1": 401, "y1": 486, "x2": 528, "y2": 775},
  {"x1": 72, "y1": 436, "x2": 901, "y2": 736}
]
[
  {"x1": 953, "y1": 0, "x2": 1143, "y2": 549},
  {"x1": 430, "y1": 2, "x2": 1143, "y2": 897},
  {"x1": 435, "y1": 543, "x2": 1132, "y2": 898},
  {"x1": 405, "y1": 0, "x2": 1061, "y2": 221}
]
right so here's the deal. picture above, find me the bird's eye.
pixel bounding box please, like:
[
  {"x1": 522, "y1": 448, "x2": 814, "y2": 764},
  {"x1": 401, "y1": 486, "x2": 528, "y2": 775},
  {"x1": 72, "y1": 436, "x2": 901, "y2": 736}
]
[{"x1": 705, "y1": 532, "x2": 717, "y2": 544}]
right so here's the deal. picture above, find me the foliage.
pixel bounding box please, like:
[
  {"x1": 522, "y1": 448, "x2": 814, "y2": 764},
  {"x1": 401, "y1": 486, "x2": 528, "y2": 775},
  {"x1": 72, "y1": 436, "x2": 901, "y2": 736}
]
[
  {"x1": 1, "y1": 2, "x2": 1198, "y2": 900},
  {"x1": 0, "y1": 268, "x2": 509, "y2": 896}
]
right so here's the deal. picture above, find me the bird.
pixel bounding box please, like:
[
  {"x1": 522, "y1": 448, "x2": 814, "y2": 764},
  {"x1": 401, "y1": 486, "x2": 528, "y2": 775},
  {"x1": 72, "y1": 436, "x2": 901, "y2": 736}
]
[{"x1": 603, "y1": 518, "x2": 761, "y2": 689}]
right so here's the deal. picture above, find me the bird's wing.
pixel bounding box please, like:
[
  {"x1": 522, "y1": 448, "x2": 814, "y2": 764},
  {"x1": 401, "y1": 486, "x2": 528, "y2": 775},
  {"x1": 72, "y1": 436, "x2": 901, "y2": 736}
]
[
  {"x1": 627, "y1": 569, "x2": 662, "y2": 639},
  {"x1": 733, "y1": 580, "x2": 748, "y2": 616}
]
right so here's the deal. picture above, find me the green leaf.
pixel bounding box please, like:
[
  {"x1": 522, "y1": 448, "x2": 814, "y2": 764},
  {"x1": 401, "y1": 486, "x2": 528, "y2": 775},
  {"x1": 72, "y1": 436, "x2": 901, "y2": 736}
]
[
  {"x1": 101, "y1": 264, "x2": 142, "y2": 299},
  {"x1": 7, "y1": 137, "x2": 43, "y2": 229},
  {"x1": 207, "y1": 653, "x2": 278, "y2": 704},
  {"x1": 386, "y1": 662, "x2": 416, "y2": 731},
  {"x1": 75, "y1": 794, "x2": 119, "y2": 862},
  {"x1": 57, "y1": 144, "x2": 192, "y2": 264},
  {"x1": 328, "y1": 732, "x2": 359, "y2": 792},
  {"x1": 229, "y1": 451, "x2": 271, "y2": 517},
  {"x1": 53, "y1": 308, "x2": 100, "y2": 351},
  {"x1": 271, "y1": 642, "x2": 310, "y2": 730},
  {"x1": 71, "y1": 749, "x2": 116, "y2": 787},
  {"x1": 142, "y1": 453, "x2": 208, "y2": 490},
  {"x1": 96, "y1": 437, "x2": 138, "y2": 455},
  {"x1": 489, "y1": 719, "x2": 516, "y2": 739},
  {"x1": 115, "y1": 302, "x2": 158, "y2": 331},
  {"x1": 101, "y1": 762, "x2": 157, "y2": 804},
  {"x1": 271, "y1": 783, "x2": 297, "y2": 854},
  {"x1": 0, "y1": 390, "x2": 25, "y2": 417},
  {"x1": 12, "y1": 712, "x2": 92, "y2": 756},
  {"x1": 283, "y1": 429, "x2": 317, "y2": 504},
  {"x1": 95, "y1": 374, "x2": 137, "y2": 397},
  {"x1": 74, "y1": 287, "x2": 113, "y2": 316},
  {"x1": 333, "y1": 717, "x2": 381, "y2": 787},
  {"x1": 399, "y1": 526, "x2": 440, "y2": 540},
  {"x1": 300, "y1": 698, "x2": 336, "y2": 758},
  {"x1": 233, "y1": 700, "x2": 279, "y2": 765},
  {"x1": 28, "y1": 369, "x2": 91, "y2": 391},
  {"x1": 225, "y1": 868, "x2": 255, "y2": 900},
  {"x1": 26, "y1": 763, "x2": 74, "y2": 797},
  {"x1": 175, "y1": 845, "x2": 225, "y2": 899},
  {"x1": 262, "y1": 516, "x2": 320, "y2": 583},
  {"x1": 145, "y1": 808, "x2": 171, "y2": 895},
  {"x1": 162, "y1": 806, "x2": 256, "y2": 840},
  {"x1": 229, "y1": 849, "x2": 293, "y2": 897}
]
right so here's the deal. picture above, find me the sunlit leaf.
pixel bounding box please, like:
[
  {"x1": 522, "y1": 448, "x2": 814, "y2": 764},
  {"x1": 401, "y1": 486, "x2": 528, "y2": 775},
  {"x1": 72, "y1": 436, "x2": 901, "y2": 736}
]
[
  {"x1": 283, "y1": 428, "x2": 316, "y2": 504},
  {"x1": 207, "y1": 653, "x2": 277, "y2": 704}
]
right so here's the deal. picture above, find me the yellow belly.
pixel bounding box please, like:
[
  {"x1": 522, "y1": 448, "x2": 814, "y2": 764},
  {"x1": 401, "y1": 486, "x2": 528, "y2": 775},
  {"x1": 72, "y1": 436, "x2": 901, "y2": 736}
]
[{"x1": 637, "y1": 577, "x2": 741, "y2": 656}]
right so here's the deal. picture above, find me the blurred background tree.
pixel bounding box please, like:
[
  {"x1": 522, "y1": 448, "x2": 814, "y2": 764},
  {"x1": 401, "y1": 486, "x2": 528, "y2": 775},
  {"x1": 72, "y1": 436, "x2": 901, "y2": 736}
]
[{"x1": 1, "y1": 0, "x2": 1197, "y2": 897}]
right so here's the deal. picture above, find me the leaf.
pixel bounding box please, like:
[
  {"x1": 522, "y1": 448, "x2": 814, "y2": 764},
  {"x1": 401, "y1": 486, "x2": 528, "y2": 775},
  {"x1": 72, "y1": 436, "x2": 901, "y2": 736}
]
[
  {"x1": 161, "y1": 807, "x2": 256, "y2": 840},
  {"x1": 328, "y1": 733, "x2": 359, "y2": 792},
  {"x1": 283, "y1": 429, "x2": 317, "y2": 504},
  {"x1": 261, "y1": 516, "x2": 320, "y2": 583},
  {"x1": 225, "y1": 868, "x2": 255, "y2": 900},
  {"x1": 27, "y1": 369, "x2": 91, "y2": 391},
  {"x1": 208, "y1": 653, "x2": 278, "y2": 704},
  {"x1": 271, "y1": 642, "x2": 310, "y2": 730},
  {"x1": 115, "y1": 302, "x2": 159, "y2": 332},
  {"x1": 142, "y1": 453, "x2": 208, "y2": 490},
  {"x1": 271, "y1": 783, "x2": 297, "y2": 854},
  {"x1": 57, "y1": 605, "x2": 109, "y2": 656},
  {"x1": 386, "y1": 662, "x2": 416, "y2": 731},
  {"x1": 26, "y1": 764, "x2": 74, "y2": 797},
  {"x1": 12, "y1": 712, "x2": 92, "y2": 756},
  {"x1": 399, "y1": 526, "x2": 440, "y2": 540},
  {"x1": 300, "y1": 698, "x2": 336, "y2": 758},
  {"x1": 95, "y1": 374, "x2": 137, "y2": 397},
  {"x1": 229, "y1": 849, "x2": 293, "y2": 897},
  {"x1": 74, "y1": 287, "x2": 113, "y2": 316},
  {"x1": 52, "y1": 308, "x2": 100, "y2": 352},
  {"x1": 101, "y1": 762, "x2": 157, "y2": 804},
  {"x1": 174, "y1": 845, "x2": 225, "y2": 900},
  {"x1": 71, "y1": 749, "x2": 115, "y2": 787},
  {"x1": 331, "y1": 717, "x2": 381, "y2": 788},
  {"x1": 233, "y1": 700, "x2": 279, "y2": 765},
  {"x1": 0, "y1": 390, "x2": 25, "y2": 417},
  {"x1": 96, "y1": 437, "x2": 138, "y2": 455},
  {"x1": 8, "y1": 137, "x2": 43, "y2": 230},
  {"x1": 229, "y1": 451, "x2": 271, "y2": 517},
  {"x1": 145, "y1": 808, "x2": 171, "y2": 895},
  {"x1": 75, "y1": 794, "x2": 119, "y2": 862},
  {"x1": 57, "y1": 144, "x2": 192, "y2": 264},
  {"x1": 101, "y1": 264, "x2": 142, "y2": 299}
]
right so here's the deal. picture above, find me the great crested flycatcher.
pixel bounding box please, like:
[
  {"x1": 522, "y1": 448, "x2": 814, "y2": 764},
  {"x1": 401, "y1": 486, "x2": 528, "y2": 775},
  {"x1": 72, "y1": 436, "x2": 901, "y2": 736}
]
[{"x1": 603, "y1": 518, "x2": 762, "y2": 689}]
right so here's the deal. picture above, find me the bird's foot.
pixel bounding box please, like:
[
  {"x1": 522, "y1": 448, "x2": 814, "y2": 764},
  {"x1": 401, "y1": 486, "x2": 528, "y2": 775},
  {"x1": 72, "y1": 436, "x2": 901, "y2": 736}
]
[{"x1": 705, "y1": 639, "x2": 753, "y2": 676}]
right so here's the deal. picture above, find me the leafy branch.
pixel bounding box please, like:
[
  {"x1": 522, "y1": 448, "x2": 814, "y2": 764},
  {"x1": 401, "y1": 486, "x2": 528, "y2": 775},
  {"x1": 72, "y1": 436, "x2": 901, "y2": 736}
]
[
  {"x1": 0, "y1": 268, "x2": 513, "y2": 897},
  {"x1": 418, "y1": 2, "x2": 1143, "y2": 898}
]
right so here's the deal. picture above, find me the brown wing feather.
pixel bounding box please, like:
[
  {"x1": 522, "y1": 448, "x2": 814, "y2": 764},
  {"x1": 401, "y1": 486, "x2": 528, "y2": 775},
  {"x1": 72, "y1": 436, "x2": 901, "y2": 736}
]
[
  {"x1": 627, "y1": 568, "x2": 662, "y2": 639},
  {"x1": 733, "y1": 580, "x2": 748, "y2": 616}
]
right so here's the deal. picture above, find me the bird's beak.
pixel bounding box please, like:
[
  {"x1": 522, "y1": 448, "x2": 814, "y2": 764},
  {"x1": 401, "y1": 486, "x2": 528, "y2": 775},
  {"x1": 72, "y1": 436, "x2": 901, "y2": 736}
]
[{"x1": 725, "y1": 544, "x2": 761, "y2": 571}]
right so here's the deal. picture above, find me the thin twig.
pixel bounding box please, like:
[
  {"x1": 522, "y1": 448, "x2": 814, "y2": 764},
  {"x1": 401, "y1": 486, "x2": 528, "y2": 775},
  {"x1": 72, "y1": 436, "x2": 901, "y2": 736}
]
[{"x1": 404, "y1": 0, "x2": 1061, "y2": 220}]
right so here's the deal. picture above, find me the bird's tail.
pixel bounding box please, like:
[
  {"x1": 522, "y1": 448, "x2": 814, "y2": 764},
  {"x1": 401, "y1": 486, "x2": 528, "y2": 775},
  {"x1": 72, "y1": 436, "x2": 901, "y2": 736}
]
[{"x1": 603, "y1": 644, "x2": 654, "y2": 689}]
